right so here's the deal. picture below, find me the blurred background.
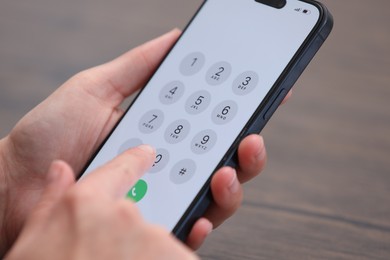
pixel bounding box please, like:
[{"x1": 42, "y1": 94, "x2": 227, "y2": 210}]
[{"x1": 1, "y1": 0, "x2": 389, "y2": 259}]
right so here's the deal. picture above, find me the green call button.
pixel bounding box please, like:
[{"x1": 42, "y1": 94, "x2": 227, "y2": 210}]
[{"x1": 127, "y1": 179, "x2": 148, "y2": 203}]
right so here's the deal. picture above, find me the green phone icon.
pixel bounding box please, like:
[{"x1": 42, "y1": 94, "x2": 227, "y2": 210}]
[{"x1": 127, "y1": 179, "x2": 148, "y2": 203}]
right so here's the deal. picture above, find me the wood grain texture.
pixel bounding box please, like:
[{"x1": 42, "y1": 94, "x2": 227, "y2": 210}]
[{"x1": 1, "y1": 0, "x2": 389, "y2": 259}]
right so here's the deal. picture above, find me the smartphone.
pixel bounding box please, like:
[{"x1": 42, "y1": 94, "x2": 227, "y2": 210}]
[{"x1": 81, "y1": 0, "x2": 333, "y2": 241}]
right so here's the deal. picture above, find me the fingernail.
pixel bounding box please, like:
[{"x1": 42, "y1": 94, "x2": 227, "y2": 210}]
[
  {"x1": 227, "y1": 169, "x2": 240, "y2": 194},
  {"x1": 137, "y1": 144, "x2": 155, "y2": 155},
  {"x1": 256, "y1": 147, "x2": 265, "y2": 162},
  {"x1": 207, "y1": 222, "x2": 213, "y2": 235},
  {"x1": 256, "y1": 137, "x2": 266, "y2": 161},
  {"x1": 200, "y1": 218, "x2": 213, "y2": 236}
]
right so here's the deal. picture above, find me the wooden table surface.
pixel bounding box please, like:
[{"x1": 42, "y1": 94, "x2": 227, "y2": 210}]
[{"x1": 1, "y1": 0, "x2": 389, "y2": 259}]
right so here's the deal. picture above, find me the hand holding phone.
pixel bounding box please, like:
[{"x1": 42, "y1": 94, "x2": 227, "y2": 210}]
[
  {"x1": 5, "y1": 148, "x2": 197, "y2": 260},
  {"x1": 81, "y1": 0, "x2": 333, "y2": 241}
]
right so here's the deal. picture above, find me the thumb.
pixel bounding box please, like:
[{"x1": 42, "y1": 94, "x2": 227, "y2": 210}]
[
  {"x1": 28, "y1": 161, "x2": 75, "y2": 226},
  {"x1": 79, "y1": 145, "x2": 155, "y2": 199},
  {"x1": 6, "y1": 161, "x2": 75, "y2": 256}
]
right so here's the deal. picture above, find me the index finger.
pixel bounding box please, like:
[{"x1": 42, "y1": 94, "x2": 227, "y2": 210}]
[
  {"x1": 80, "y1": 29, "x2": 182, "y2": 108},
  {"x1": 79, "y1": 145, "x2": 155, "y2": 198}
]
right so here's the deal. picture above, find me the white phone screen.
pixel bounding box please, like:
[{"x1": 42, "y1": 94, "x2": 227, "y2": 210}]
[{"x1": 82, "y1": 0, "x2": 320, "y2": 231}]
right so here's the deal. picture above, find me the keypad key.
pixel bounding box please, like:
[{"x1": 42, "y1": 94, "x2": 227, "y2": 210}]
[
  {"x1": 164, "y1": 119, "x2": 191, "y2": 144},
  {"x1": 232, "y1": 71, "x2": 259, "y2": 95},
  {"x1": 159, "y1": 81, "x2": 185, "y2": 105},
  {"x1": 191, "y1": 129, "x2": 217, "y2": 154},
  {"x1": 149, "y1": 148, "x2": 170, "y2": 173},
  {"x1": 211, "y1": 100, "x2": 238, "y2": 125},
  {"x1": 180, "y1": 52, "x2": 206, "y2": 76},
  {"x1": 118, "y1": 138, "x2": 143, "y2": 155},
  {"x1": 138, "y1": 109, "x2": 164, "y2": 134},
  {"x1": 170, "y1": 159, "x2": 197, "y2": 184},
  {"x1": 205, "y1": 61, "x2": 232, "y2": 86},
  {"x1": 185, "y1": 90, "x2": 212, "y2": 115}
]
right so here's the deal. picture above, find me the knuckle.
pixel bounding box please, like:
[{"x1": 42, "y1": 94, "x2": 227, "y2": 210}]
[
  {"x1": 71, "y1": 70, "x2": 95, "y2": 84},
  {"x1": 115, "y1": 200, "x2": 142, "y2": 223},
  {"x1": 140, "y1": 224, "x2": 170, "y2": 242},
  {"x1": 148, "y1": 224, "x2": 169, "y2": 237},
  {"x1": 63, "y1": 187, "x2": 94, "y2": 211},
  {"x1": 113, "y1": 200, "x2": 144, "y2": 228}
]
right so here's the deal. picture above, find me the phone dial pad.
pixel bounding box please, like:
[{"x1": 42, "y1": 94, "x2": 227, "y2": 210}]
[{"x1": 128, "y1": 52, "x2": 259, "y2": 195}]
